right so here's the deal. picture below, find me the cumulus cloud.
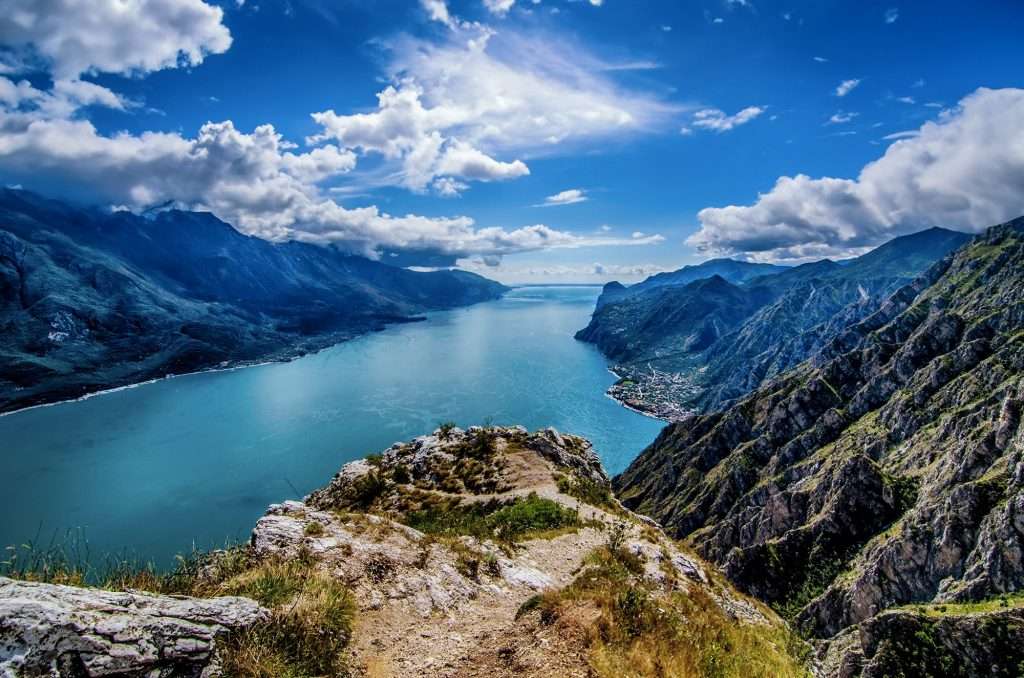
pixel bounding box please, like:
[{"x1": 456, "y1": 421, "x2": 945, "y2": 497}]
[
  {"x1": 482, "y1": 0, "x2": 516, "y2": 16},
  {"x1": 0, "y1": 0, "x2": 671, "y2": 262},
  {"x1": 310, "y1": 24, "x2": 670, "y2": 195},
  {"x1": 687, "y1": 88, "x2": 1024, "y2": 262},
  {"x1": 835, "y1": 79, "x2": 861, "y2": 97},
  {"x1": 681, "y1": 105, "x2": 765, "y2": 134},
  {"x1": 0, "y1": 0, "x2": 232, "y2": 79},
  {"x1": 0, "y1": 114, "x2": 664, "y2": 259},
  {"x1": 538, "y1": 189, "x2": 588, "y2": 207},
  {"x1": 421, "y1": 0, "x2": 455, "y2": 26}
]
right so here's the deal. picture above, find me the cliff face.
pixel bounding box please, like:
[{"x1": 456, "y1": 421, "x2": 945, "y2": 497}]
[
  {"x1": 0, "y1": 190, "x2": 506, "y2": 413},
  {"x1": 0, "y1": 426, "x2": 803, "y2": 678},
  {"x1": 577, "y1": 229, "x2": 969, "y2": 419},
  {"x1": 615, "y1": 218, "x2": 1024, "y2": 673}
]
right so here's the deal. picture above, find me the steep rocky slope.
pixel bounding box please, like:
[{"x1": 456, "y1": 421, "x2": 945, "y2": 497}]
[
  {"x1": 615, "y1": 217, "x2": 1024, "y2": 674},
  {"x1": 1, "y1": 427, "x2": 804, "y2": 677},
  {"x1": 0, "y1": 190, "x2": 506, "y2": 413},
  {"x1": 577, "y1": 228, "x2": 969, "y2": 419}
]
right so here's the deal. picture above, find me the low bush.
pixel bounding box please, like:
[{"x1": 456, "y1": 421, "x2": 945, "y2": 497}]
[{"x1": 402, "y1": 493, "x2": 581, "y2": 545}]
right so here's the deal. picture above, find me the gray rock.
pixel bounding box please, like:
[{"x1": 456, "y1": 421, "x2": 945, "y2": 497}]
[{"x1": 0, "y1": 577, "x2": 267, "y2": 677}]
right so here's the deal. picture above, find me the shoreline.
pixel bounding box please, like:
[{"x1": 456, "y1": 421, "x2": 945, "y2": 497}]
[
  {"x1": 603, "y1": 366, "x2": 695, "y2": 423},
  {"x1": 603, "y1": 367, "x2": 670, "y2": 422},
  {"x1": 0, "y1": 357, "x2": 290, "y2": 419},
  {"x1": 0, "y1": 295, "x2": 515, "y2": 418}
]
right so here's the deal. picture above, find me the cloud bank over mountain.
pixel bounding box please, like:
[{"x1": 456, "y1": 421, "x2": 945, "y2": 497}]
[
  {"x1": 689, "y1": 88, "x2": 1024, "y2": 262},
  {"x1": 0, "y1": 0, "x2": 668, "y2": 264}
]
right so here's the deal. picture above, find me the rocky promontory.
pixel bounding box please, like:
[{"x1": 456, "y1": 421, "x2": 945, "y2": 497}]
[{"x1": 0, "y1": 426, "x2": 802, "y2": 677}]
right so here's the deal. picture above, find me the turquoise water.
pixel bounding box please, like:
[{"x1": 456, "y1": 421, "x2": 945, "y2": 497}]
[{"x1": 0, "y1": 286, "x2": 664, "y2": 568}]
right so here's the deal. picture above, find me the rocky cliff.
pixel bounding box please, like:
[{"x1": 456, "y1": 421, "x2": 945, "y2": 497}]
[
  {"x1": 0, "y1": 426, "x2": 804, "y2": 677},
  {"x1": 577, "y1": 228, "x2": 969, "y2": 419},
  {"x1": 615, "y1": 217, "x2": 1024, "y2": 675}
]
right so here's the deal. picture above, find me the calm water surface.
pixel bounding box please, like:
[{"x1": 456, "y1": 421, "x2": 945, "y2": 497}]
[{"x1": 0, "y1": 286, "x2": 664, "y2": 567}]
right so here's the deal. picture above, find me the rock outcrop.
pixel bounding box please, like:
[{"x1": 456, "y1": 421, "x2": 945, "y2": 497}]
[
  {"x1": 0, "y1": 577, "x2": 267, "y2": 677},
  {"x1": 818, "y1": 605, "x2": 1024, "y2": 678},
  {"x1": 616, "y1": 217, "x2": 1024, "y2": 674},
  {"x1": 1, "y1": 426, "x2": 793, "y2": 677},
  {"x1": 288, "y1": 426, "x2": 767, "y2": 674}
]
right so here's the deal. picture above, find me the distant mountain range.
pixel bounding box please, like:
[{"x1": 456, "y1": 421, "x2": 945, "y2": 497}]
[
  {"x1": 615, "y1": 216, "x2": 1024, "y2": 673},
  {"x1": 0, "y1": 190, "x2": 506, "y2": 413},
  {"x1": 596, "y1": 258, "x2": 787, "y2": 309},
  {"x1": 576, "y1": 227, "x2": 971, "y2": 417}
]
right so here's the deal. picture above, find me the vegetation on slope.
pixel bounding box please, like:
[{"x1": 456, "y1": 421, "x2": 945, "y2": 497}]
[{"x1": 517, "y1": 528, "x2": 811, "y2": 678}]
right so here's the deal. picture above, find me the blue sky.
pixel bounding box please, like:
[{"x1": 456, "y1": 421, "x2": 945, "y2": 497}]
[{"x1": 1, "y1": 0, "x2": 1023, "y2": 283}]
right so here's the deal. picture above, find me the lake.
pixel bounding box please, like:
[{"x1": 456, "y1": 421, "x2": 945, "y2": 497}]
[{"x1": 0, "y1": 286, "x2": 664, "y2": 568}]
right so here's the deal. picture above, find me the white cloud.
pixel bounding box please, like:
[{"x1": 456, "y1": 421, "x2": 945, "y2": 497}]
[
  {"x1": 896, "y1": 96, "x2": 916, "y2": 104},
  {"x1": 436, "y1": 139, "x2": 529, "y2": 182},
  {"x1": 0, "y1": 0, "x2": 671, "y2": 263},
  {"x1": 0, "y1": 114, "x2": 664, "y2": 260},
  {"x1": 0, "y1": 0, "x2": 231, "y2": 79},
  {"x1": 835, "y1": 79, "x2": 861, "y2": 97},
  {"x1": 454, "y1": 258, "x2": 670, "y2": 284},
  {"x1": 421, "y1": 0, "x2": 455, "y2": 26},
  {"x1": 884, "y1": 7, "x2": 899, "y2": 24},
  {"x1": 882, "y1": 130, "x2": 919, "y2": 141},
  {"x1": 686, "y1": 106, "x2": 765, "y2": 133},
  {"x1": 0, "y1": 75, "x2": 131, "y2": 122},
  {"x1": 310, "y1": 25, "x2": 671, "y2": 195},
  {"x1": 687, "y1": 88, "x2": 1024, "y2": 262},
  {"x1": 432, "y1": 176, "x2": 469, "y2": 197},
  {"x1": 482, "y1": 0, "x2": 516, "y2": 16},
  {"x1": 827, "y1": 111, "x2": 858, "y2": 124},
  {"x1": 538, "y1": 188, "x2": 588, "y2": 207},
  {"x1": 813, "y1": 56, "x2": 829, "y2": 63}
]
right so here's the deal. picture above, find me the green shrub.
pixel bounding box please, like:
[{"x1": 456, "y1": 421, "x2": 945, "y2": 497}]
[
  {"x1": 403, "y1": 493, "x2": 580, "y2": 545},
  {"x1": 557, "y1": 475, "x2": 615, "y2": 509},
  {"x1": 303, "y1": 522, "x2": 325, "y2": 537},
  {"x1": 391, "y1": 464, "x2": 411, "y2": 484}
]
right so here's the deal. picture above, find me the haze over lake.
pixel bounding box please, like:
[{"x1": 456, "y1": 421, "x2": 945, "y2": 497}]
[{"x1": 1, "y1": 286, "x2": 662, "y2": 567}]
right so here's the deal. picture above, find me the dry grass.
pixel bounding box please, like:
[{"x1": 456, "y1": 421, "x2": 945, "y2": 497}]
[
  {"x1": 524, "y1": 545, "x2": 811, "y2": 678},
  {"x1": 219, "y1": 565, "x2": 354, "y2": 677}
]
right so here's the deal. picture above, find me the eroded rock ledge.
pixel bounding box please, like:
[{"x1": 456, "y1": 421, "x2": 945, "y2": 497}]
[{"x1": 0, "y1": 578, "x2": 267, "y2": 677}]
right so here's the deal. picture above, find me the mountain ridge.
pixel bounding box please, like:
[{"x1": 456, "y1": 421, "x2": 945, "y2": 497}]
[
  {"x1": 576, "y1": 227, "x2": 971, "y2": 418},
  {"x1": 614, "y1": 216, "x2": 1024, "y2": 675},
  {"x1": 0, "y1": 190, "x2": 507, "y2": 413}
]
